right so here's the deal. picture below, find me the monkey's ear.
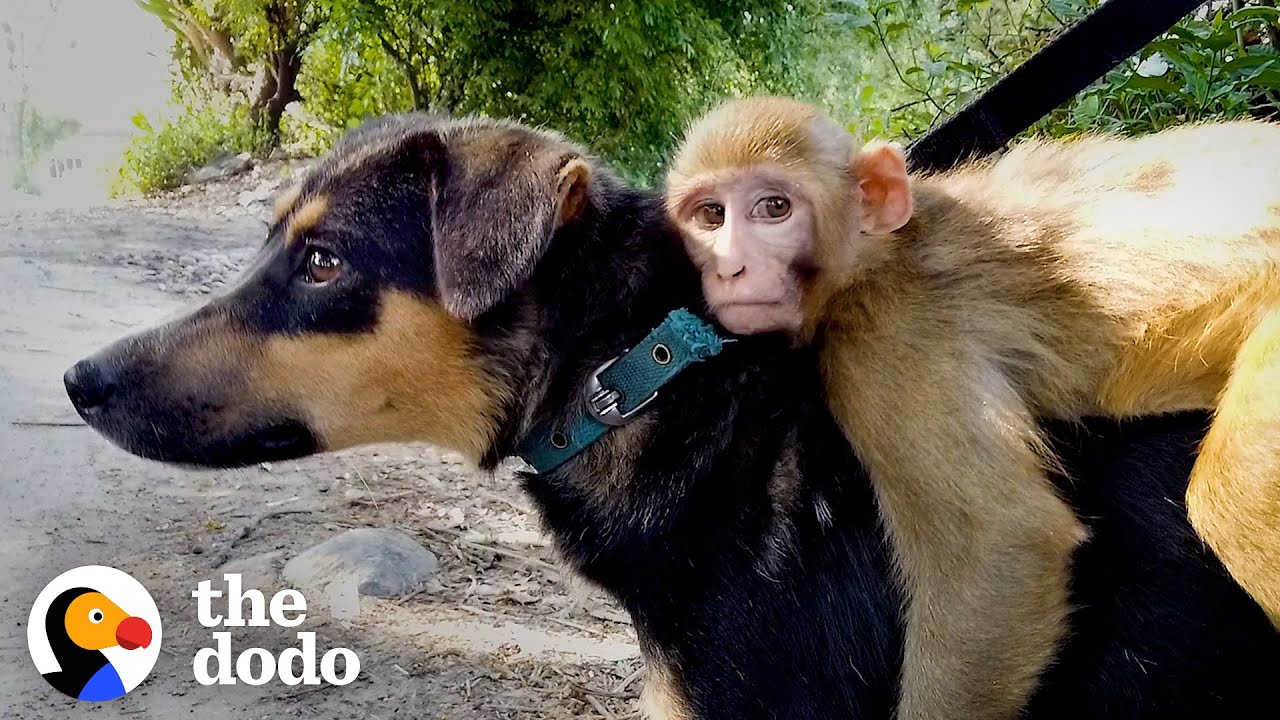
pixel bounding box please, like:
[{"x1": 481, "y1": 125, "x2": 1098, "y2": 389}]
[
  {"x1": 430, "y1": 141, "x2": 592, "y2": 321},
  {"x1": 851, "y1": 141, "x2": 912, "y2": 235}
]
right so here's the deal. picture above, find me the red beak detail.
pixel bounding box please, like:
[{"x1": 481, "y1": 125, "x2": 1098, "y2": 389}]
[{"x1": 115, "y1": 616, "x2": 152, "y2": 650}]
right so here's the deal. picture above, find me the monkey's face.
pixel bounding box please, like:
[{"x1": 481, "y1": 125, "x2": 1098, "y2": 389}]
[{"x1": 668, "y1": 168, "x2": 816, "y2": 335}]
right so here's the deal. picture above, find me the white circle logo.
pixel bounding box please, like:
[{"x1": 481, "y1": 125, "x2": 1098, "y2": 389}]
[{"x1": 27, "y1": 566, "x2": 163, "y2": 702}]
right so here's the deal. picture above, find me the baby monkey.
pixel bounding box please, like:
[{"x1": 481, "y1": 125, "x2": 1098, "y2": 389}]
[{"x1": 666, "y1": 97, "x2": 1280, "y2": 720}]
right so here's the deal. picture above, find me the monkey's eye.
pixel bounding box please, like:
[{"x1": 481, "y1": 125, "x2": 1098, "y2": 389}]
[
  {"x1": 693, "y1": 203, "x2": 725, "y2": 229},
  {"x1": 751, "y1": 196, "x2": 792, "y2": 220},
  {"x1": 303, "y1": 246, "x2": 343, "y2": 284}
]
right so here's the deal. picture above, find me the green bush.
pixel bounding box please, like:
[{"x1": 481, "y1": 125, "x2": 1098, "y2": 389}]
[
  {"x1": 113, "y1": 97, "x2": 269, "y2": 196},
  {"x1": 1039, "y1": 5, "x2": 1280, "y2": 137},
  {"x1": 126, "y1": 0, "x2": 1280, "y2": 193}
]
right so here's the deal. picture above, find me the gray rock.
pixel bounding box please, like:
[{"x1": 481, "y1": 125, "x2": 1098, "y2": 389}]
[
  {"x1": 283, "y1": 528, "x2": 438, "y2": 599},
  {"x1": 186, "y1": 151, "x2": 254, "y2": 186}
]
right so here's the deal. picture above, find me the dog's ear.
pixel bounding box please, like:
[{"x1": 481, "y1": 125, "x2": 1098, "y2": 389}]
[{"x1": 429, "y1": 135, "x2": 592, "y2": 321}]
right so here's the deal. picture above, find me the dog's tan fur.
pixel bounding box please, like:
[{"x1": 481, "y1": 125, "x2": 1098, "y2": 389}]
[
  {"x1": 272, "y1": 183, "x2": 303, "y2": 224},
  {"x1": 640, "y1": 657, "x2": 692, "y2": 720},
  {"x1": 667, "y1": 97, "x2": 1280, "y2": 720},
  {"x1": 256, "y1": 292, "x2": 505, "y2": 460},
  {"x1": 285, "y1": 196, "x2": 330, "y2": 245}
]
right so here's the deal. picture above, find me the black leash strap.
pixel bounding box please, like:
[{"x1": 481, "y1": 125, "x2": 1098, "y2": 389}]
[{"x1": 906, "y1": 0, "x2": 1208, "y2": 173}]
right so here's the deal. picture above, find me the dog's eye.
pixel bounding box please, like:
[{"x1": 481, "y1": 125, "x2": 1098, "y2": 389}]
[{"x1": 304, "y1": 247, "x2": 343, "y2": 284}]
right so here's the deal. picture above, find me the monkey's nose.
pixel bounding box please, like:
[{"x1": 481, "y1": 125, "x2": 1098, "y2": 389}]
[{"x1": 716, "y1": 265, "x2": 747, "y2": 282}]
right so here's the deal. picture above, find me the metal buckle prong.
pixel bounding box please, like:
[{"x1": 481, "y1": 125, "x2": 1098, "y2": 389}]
[{"x1": 585, "y1": 356, "x2": 658, "y2": 426}]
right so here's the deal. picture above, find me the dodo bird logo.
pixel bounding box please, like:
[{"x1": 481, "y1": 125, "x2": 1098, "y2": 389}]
[{"x1": 27, "y1": 566, "x2": 162, "y2": 702}]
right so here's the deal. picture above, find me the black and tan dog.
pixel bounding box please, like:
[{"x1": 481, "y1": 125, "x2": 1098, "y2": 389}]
[{"x1": 66, "y1": 115, "x2": 1279, "y2": 719}]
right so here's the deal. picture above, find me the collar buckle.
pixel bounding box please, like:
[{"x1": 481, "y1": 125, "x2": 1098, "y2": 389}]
[
  {"x1": 586, "y1": 355, "x2": 657, "y2": 426},
  {"x1": 516, "y1": 308, "x2": 727, "y2": 474}
]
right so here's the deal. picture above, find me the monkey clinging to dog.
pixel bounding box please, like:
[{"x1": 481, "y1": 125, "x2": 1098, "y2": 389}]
[{"x1": 665, "y1": 96, "x2": 1280, "y2": 720}]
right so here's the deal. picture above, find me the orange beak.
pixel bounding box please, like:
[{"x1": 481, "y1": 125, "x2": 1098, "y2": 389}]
[{"x1": 115, "y1": 616, "x2": 152, "y2": 650}]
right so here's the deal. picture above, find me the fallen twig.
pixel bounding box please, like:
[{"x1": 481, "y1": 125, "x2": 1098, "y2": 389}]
[
  {"x1": 478, "y1": 488, "x2": 530, "y2": 514},
  {"x1": 571, "y1": 681, "x2": 639, "y2": 701},
  {"x1": 210, "y1": 506, "x2": 315, "y2": 567},
  {"x1": 483, "y1": 704, "x2": 541, "y2": 714},
  {"x1": 546, "y1": 616, "x2": 608, "y2": 638},
  {"x1": 614, "y1": 666, "x2": 644, "y2": 694},
  {"x1": 42, "y1": 284, "x2": 93, "y2": 294},
  {"x1": 348, "y1": 490, "x2": 418, "y2": 507},
  {"x1": 460, "y1": 539, "x2": 559, "y2": 571},
  {"x1": 353, "y1": 466, "x2": 378, "y2": 510},
  {"x1": 585, "y1": 694, "x2": 618, "y2": 720},
  {"x1": 396, "y1": 586, "x2": 429, "y2": 605}
]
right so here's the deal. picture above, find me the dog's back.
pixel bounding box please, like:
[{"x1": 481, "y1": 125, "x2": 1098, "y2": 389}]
[{"x1": 65, "y1": 114, "x2": 1280, "y2": 719}]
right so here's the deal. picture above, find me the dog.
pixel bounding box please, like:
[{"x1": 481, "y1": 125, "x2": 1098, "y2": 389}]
[{"x1": 65, "y1": 114, "x2": 1280, "y2": 719}]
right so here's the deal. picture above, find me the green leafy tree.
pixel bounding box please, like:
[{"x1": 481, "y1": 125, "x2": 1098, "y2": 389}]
[
  {"x1": 121, "y1": 0, "x2": 1280, "y2": 196},
  {"x1": 816, "y1": 0, "x2": 1280, "y2": 142},
  {"x1": 135, "y1": 0, "x2": 327, "y2": 139},
  {"x1": 818, "y1": 0, "x2": 1092, "y2": 141},
  {"x1": 1041, "y1": 1, "x2": 1280, "y2": 135},
  {"x1": 319, "y1": 1, "x2": 819, "y2": 183}
]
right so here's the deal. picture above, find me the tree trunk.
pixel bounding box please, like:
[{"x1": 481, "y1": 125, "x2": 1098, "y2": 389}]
[
  {"x1": 255, "y1": 67, "x2": 280, "y2": 112},
  {"x1": 406, "y1": 72, "x2": 425, "y2": 110},
  {"x1": 377, "y1": 34, "x2": 427, "y2": 110},
  {"x1": 262, "y1": 43, "x2": 302, "y2": 140}
]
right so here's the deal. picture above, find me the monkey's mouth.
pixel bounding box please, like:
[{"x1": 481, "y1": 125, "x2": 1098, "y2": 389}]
[{"x1": 712, "y1": 301, "x2": 801, "y2": 335}]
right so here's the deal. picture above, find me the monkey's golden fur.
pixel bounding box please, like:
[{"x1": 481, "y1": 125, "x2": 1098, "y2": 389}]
[{"x1": 666, "y1": 97, "x2": 1280, "y2": 720}]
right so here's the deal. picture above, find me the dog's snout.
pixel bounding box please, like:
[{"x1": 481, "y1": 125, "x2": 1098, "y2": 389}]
[{"x1": 64, "y1": 358, "x2": 117, "y2": 413}]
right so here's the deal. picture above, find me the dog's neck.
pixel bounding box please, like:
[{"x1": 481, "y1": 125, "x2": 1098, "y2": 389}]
[{"x1": 496, "y1": 186, "x2": 905, "y2": 719}]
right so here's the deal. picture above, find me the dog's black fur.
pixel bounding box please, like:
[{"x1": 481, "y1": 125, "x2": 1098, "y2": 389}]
[{"x1": 68, "y1": 116, "x2": 1279, "y2": 718}]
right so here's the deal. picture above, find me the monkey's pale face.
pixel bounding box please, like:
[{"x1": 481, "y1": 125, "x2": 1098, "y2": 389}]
[{"x1": 670, "y1": 170, "x2": 815, "y2": 335}]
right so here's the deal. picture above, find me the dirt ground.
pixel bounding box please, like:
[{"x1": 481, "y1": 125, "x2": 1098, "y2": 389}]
[{"x1": 0, "y1": 167, "x2": 645, "y2": 719}]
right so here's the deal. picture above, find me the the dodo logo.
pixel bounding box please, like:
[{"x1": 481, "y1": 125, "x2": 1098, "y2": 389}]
[{"x1": 27, "y1": 566, "x2": 162, "y2": 702}]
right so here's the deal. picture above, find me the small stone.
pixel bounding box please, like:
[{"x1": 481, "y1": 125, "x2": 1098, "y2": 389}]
[
  {"x1": 185, "y1": 151, "x2": 253, "y2": 185},
  {"x1": 495, "y1": 530, "x2": 546, "y2": 547},
  {"x1": 283, "y1": 528, "x2": 438, "y2": 599},
  {"x1": 427, "y1": 507, "x2": 465, "y2": 530},
  {"x1": 506, "y1": 589, "x2": 539, "y2": 605}
]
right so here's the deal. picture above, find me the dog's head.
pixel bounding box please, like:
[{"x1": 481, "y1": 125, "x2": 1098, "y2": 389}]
[{"x1": 64, "y1": 115, "x2": 610, "y2": 467}]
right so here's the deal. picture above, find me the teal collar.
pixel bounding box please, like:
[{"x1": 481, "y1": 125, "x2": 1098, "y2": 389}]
[{"x1": 517, "y1": 308, "x2": 728, "y2": 473}]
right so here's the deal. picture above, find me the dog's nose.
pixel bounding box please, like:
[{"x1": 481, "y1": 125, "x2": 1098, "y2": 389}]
[{"x1": 64, "y1": 358, "x2": 117, "y2": 412}]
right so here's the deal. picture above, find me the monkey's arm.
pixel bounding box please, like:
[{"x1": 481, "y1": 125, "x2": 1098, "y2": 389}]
[{"x1": 821, "y1": 326, "x2": 1085, "y2": 720}]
